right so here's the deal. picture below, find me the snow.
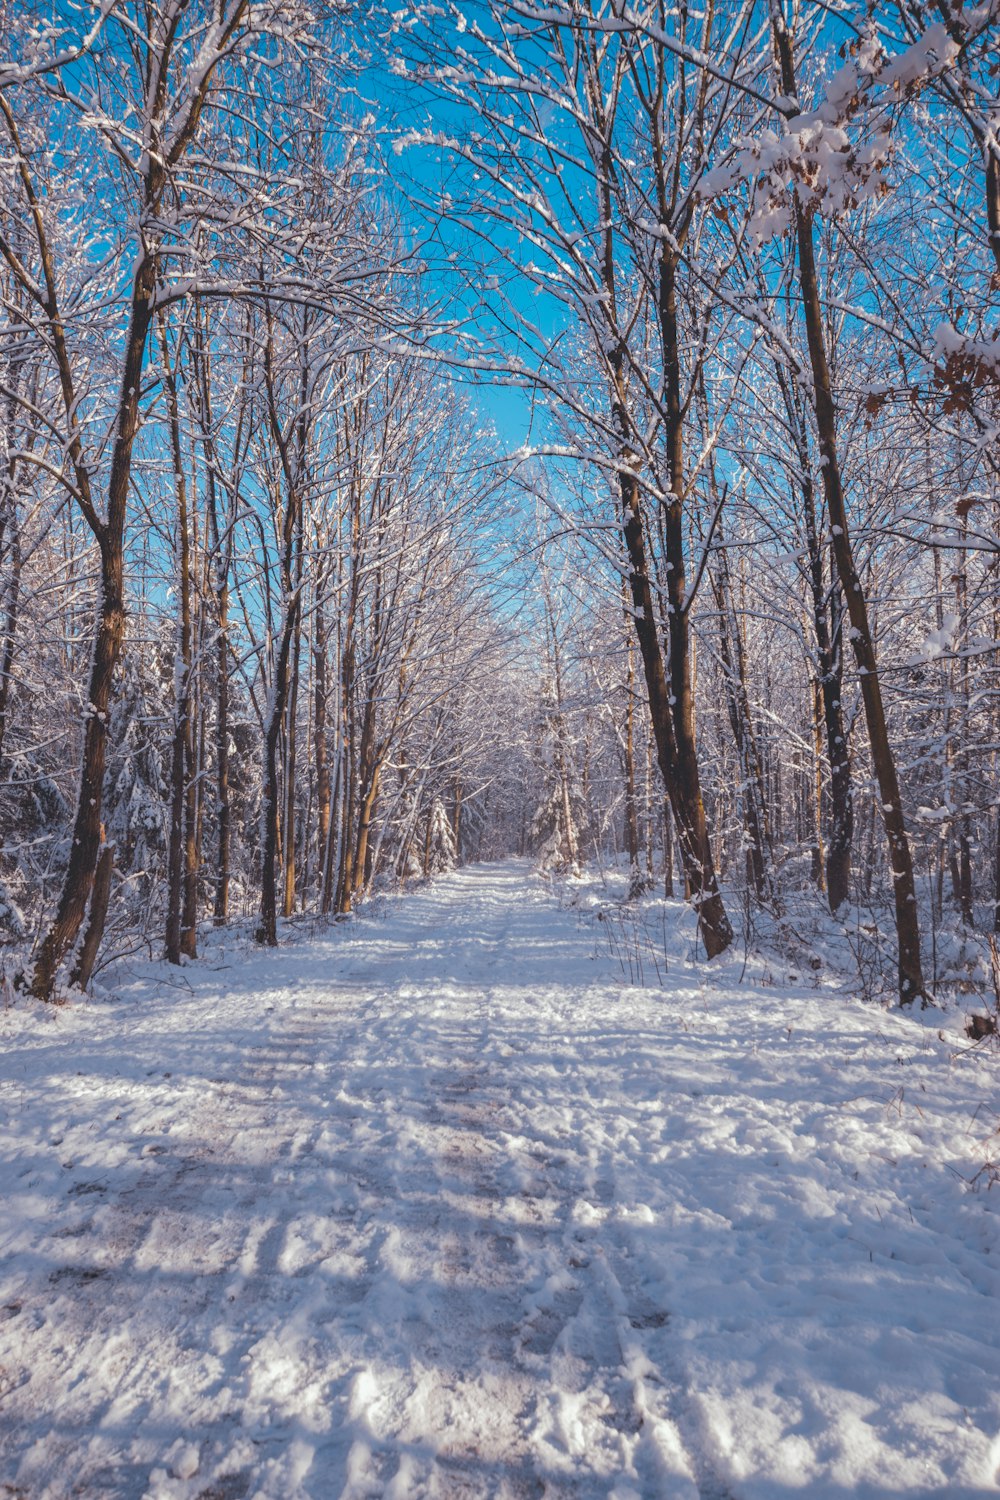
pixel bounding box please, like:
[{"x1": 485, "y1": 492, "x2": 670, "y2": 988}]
[
  {"x1": 934, "y1": 321, "x2": 1000, "y2": 372},
  {"x1": 912, "y1": 611, "x2": 960, "y2": 663},
  {"x1": 1, "y1": 861, "x2": 998, "y2": 1499},
  {"x1": 880, "y1": 25, "x2": 960, "y2": 92}
]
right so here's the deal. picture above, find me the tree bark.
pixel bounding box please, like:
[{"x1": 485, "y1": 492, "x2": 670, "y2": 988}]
[
  {"x1": 599, "y1": 244, "x2": 731, "y2": 946},
  {"x1": 314, "y1": 590, "x2": 331, "y2": 896},
  {"x1": 335, "y1": 644, "x2": 357, "y2": 916},
  {"x1": 711, "y1": 560, "x2": 771, "y2": 900},
  {"x1": 162, "y1": 319, "x2": 197, "y2": 964},
  {"x1": 618, "y1": 462, "x2": 731, "y2": 954},
  {"x1": 281, "y1": 605, "x2": 302, "y2": 918},
  {"x1": 258, "y1": 598, "x2": 299, "y2": 945},
  {"x1": 0, "y1": 509, "x2": 20, "y2": 778},
  {"x1": 31, "y1": 254, "x2": 155, "y2": 999},
  {"x1": 622, "y1": 609, "x2": 640, "y2": 872},
  {"x1": 805, "y1": 468, "x2": 852, "y2": 911},
  {"x1": 773, "y1": 352, "x2": 854, "y2": 912},
  {"x1": 213, "y1": 577, "x2": 231, "y2": 925},
  {"x1": 354, "y1": 760, "x2": 382, "y2": 894},
  {"x1": 70, "y1": 840, "x2": 115, "y2": 992},
  {"x1": 810, "y1": 680, "x2": 826, "y2": 890},
  {"x1": 193, "y1": 306, "x2": 233, "y2": 927},
  {"x1": 0, "y1": 316, "x2": 28, "y2": 778},
  {"x1": 451, "y1": 776, "x2": 463, "y2": 860},
  {"x1": 773, "y1": 10, "x2": 925, "y2": 1003},
  {"x1": 256, "y1": 306, "x2": 306, "y2": 945}
]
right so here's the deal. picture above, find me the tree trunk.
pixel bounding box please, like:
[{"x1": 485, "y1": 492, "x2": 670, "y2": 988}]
[
  {"x1": 0, "y1": 340, "x2": 26, "y2": 778},
  {"x1": 31, "y1": 537, "x2": 127, "y2": 997},
  {"x1": 0, "y1": 518, "x2": 20, "y2": 778},
  {"x1": 258, "y1": 595, "x2": 299, "y2": 946},
  {"x1": 350, "y1": 692, "x2": 379, "y2": 895},
  {"x1": 663, "y1": 792, "x2": 675, "y2": 898},
  {"x1": 281, "y1": 606, "x2": 302, "y2": 918},
  {"x1": 810, "y1": 680, "x2": 826, "y2": 890},
  {"x1": 710, "y1": 549, "x2": 771, "y2": 901},
  {"x1": 193, "y1": 306, "x2": 232, "y2": 927},
  {"x1": 795, "y1": 396, "x2": 853, "y2": 911},
  {"x1": 321, "y1": 730, "x2": 344, "y2": 916},
  {"x1": 182, "y1": 692, "x2": 200, "y2": 958},
  {"x1": 546, "y1": 600, "x2": 580, "y2": 875},
  {"x1": 257, "y1": 304, "x2": 307, "y2": 944},
  {"x1": 818, "y1": 584, "x2": 853, "y2": 912},
  {"x1": 657, "y1": 255, "x2": 733, "y2": 951},
  {"x1": 953, "y1": 535, "x2": 975, "y2": 926},
  {"x1": 985, "y1": 136, "x2": 1000, "y2": 277},
  {"x1": 70, "y1": 840, "x2": 115, "y2": 992},
  {"x1": 622, "y1": 617, "x2": 640, "y2": 871},
  {"x1": 31, "y1": 244, "x2": 156, "y2": 998},
  {"x1": 335, "y1": 660, "x2": 357, "y2": 915},
  {"x1": 162, "y1": 319, "x2": 197, "y2": 964},
  {"x1": 364, "y1": 778, "x2": 381, "y2": 887},
  {"x1": 773, "y1": 13, "x2": 925, "y2": 1003},
  {"x1": 314, "y1": 592, "x2": 331, "y2": 896},
  {"x1": 618, "y1": 463, "x2": 731, "y2": 954},
  {"x1": 354, "y1": 760, "x2": 382, "y2": 895},
  {"x1": 590, "y1": 92, "x2": 731, "y2": 953},
  {"x1": 452, "y1": 777, "x2": 463, "y2": 861},
  {"x1": 214, "y1": 584, "x2": 231, "y2": 925}
]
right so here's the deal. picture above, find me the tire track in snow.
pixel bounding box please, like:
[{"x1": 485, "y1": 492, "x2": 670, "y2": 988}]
[
  {"x1": 0, "y1": 866, "x2": 721, "y2": 1500},
  {"x1": 3, "y1": 861, "x2": 997, "y2": 1498},
  {"x1": 339, "y1": 870, "x2": 704, "y2": 1499},
  {"x1": 340, "y1": 885, "x2": 551, "y2": 1498},
  {"x1": 493, "y1": 1098, "x2": 706, "y2": 1500}
]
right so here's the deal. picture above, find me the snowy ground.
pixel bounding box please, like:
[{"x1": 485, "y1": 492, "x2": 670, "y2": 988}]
[{"x1": 1, "y1": 861, "x2": 998, "y2": 1500}]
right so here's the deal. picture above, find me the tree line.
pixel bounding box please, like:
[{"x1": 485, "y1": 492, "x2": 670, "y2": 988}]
[
  {"x1": 0, "y1": 1, "x2": 533, "y2": 1001},
  {"x1": 393, "y1": 0, "x2": 1000, "y2": 1004},
  {"x1": 1, "y1": 0, "x2": 998, "y2": 1007}
]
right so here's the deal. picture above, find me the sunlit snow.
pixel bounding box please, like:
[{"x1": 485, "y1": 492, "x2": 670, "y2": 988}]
[{"x1": 1, "y1": 863, "x2": 997, "y2": 1498}]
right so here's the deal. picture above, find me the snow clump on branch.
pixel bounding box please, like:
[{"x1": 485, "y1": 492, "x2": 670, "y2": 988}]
[{"x1": 700, "y1": 24, "x2": 962, "y2": 242}]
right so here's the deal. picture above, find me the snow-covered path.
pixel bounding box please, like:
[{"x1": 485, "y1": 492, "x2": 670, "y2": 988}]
[{"x1": 1, "y1": 862, "x2": 999, "y2": 1499}]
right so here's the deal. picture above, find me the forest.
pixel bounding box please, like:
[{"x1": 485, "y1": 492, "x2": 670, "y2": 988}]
[
  {"x1": 2, "y1": 6, "x2": 1000, "y2": 1496},
  {"x1": 0, "y1": 0, "x2": 998, "y2": 1009}
]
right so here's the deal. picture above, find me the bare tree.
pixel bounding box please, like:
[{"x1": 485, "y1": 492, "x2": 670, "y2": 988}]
[{"x1": 0, "y1": 0, "x2": 313, "y2": 998}]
